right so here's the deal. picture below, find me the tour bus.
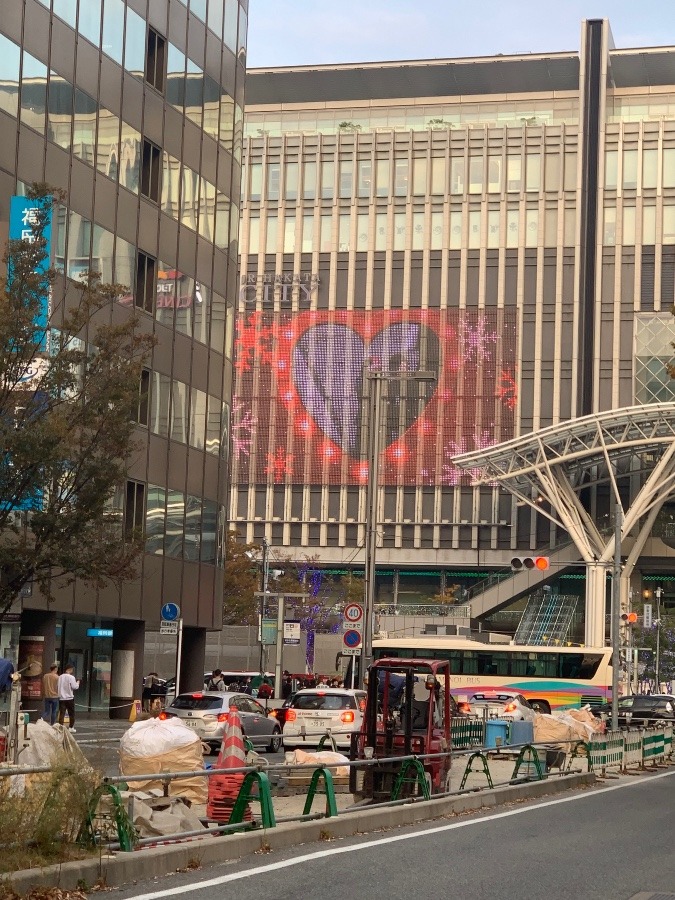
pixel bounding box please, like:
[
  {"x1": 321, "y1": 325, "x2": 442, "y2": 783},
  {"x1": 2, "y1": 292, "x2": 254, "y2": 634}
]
[{"x1": 372, "y1": 637, "x2": 613, "y2": 713}]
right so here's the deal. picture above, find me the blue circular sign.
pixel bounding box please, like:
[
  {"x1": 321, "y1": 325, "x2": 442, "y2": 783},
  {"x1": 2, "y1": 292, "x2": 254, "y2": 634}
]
[
  {"x1": 343, "y1": 629, "x2": 362, "y2": 649},
  {"x1": 161, "y1": 602, "x2": 180, "y2": 621}
]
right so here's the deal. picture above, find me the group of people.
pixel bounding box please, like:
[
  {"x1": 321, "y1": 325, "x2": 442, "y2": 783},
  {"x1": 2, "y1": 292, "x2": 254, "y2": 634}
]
[
  {"x1": 42, "y1": 663, "x2": 80, "y2": 730},
  {"x1": 142, "y1": 672, "x2": 168, "y2": 712}
]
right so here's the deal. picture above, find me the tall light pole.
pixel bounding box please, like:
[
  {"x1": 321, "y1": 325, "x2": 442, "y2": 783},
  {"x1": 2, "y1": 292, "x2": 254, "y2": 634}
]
[
  {"x1": 655, "y1": 585, "x2": 663, "y2": 692},
  {"x1": 610, "y1": 505, "x2": 623, "y2": 732},
  {"x1": 361, "y1": 368, "x2": 436, "y2": 684},
  {"x1": 259, "y1": 538, "x2": 270, "y2": 674}
]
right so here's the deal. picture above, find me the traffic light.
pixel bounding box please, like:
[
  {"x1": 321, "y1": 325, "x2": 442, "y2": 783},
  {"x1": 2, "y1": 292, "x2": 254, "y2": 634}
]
[
  {"x1": 510, "y1": 556, "x2": 550, "y2": 572},
  {"x1": 621, "y1": 612, "x2": 638, "y2": 625}
]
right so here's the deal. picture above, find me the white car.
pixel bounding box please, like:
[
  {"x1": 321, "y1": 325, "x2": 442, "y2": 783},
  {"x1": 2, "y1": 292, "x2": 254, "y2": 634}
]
[
  {"x1": 466, "y1": 691, "x2": 535, "y2": 721},
  {"x1": 282, "y1": 688, "x2": 367, "y2": 750}
]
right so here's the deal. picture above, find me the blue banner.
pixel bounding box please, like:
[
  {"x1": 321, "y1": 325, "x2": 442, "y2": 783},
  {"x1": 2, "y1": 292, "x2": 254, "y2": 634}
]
[{"x1": 9, "y1": 194, "x2": 52, "y2": 350}]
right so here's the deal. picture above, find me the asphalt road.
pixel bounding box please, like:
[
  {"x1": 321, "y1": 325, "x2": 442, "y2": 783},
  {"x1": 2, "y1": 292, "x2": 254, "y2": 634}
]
[{"x1": 113, "y1": 770, "x2": 675, "y2": 900}]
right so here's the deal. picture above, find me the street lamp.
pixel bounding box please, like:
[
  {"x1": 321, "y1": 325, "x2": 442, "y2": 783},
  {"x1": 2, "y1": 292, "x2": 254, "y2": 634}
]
[
  {"x1": 362, "y1": 368, "x2": 436, "y2": 683},
  {"x1": 246, "y1": 538, "x2": 270, "y2": 674}
]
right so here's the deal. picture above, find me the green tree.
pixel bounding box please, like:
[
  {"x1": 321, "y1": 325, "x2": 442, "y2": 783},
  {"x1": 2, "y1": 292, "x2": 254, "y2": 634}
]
[
  {"x1": 0, "y1": 186, "x2": 154, "y2": 617},
  {"x1": 221, "y1": 530, "x2": 261, "y2": 625}
]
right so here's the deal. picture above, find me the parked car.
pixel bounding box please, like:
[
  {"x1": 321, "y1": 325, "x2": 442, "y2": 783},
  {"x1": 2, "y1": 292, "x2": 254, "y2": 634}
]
[
  {"x1": 590, "y1": 695, "x2": 637, "y2": 720},
  {"x1": 619, "y1": 694, "x2": 675, "y2": 726},
  {"x1": 161, "y1": 691, "x2": 282, "y2": 754},
  {"x1": 283, "y1": 688, "x2": 367, "y2": 750},
  {"x1": 466, "y1": 691, "x2": 535, "y2": 721}
]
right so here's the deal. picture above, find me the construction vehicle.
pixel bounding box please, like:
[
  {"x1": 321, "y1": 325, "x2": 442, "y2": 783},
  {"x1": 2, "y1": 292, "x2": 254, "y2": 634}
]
[{"x1": 349, "y1": 658, "x2": 451, "y2": 803}]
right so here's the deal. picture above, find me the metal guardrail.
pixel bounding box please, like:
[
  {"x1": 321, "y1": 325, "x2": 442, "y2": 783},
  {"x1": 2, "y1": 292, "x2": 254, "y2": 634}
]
[{"x1": 375, "y1": 604, "x2": 471, "y2": 618}]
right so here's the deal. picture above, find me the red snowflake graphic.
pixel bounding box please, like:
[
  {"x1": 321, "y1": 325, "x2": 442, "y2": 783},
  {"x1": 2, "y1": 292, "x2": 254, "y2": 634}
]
[
  {"x1": 497, "y1": 369, "x2": 518, "y2": 410},
  {"x1": 234, "y1": 312, "x2": 274, "y2": 373},
  {"x1": 264, "y1": 447, "x2": 294, "y2": 481}
]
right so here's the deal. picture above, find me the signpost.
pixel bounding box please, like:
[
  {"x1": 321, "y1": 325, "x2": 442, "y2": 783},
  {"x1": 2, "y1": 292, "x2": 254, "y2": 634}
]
[
  {"x1": 283, "y1": 621, "x2": 301, "y2": 645},
  {"x1": 160, "y1": 603, "x2": 182, "y2": 696},
  {"x1": 343, "y1": 627, "x2": 363, "y2": 689}
]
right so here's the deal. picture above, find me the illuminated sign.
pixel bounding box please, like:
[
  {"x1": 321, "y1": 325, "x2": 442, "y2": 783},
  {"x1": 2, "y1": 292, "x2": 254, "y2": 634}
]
[
  {"x1": 239, "y1": 272, "x2": 319, "y2": 307},
  {"x1": 87, "y1": 628, "x2": 113, "y2": 638}
]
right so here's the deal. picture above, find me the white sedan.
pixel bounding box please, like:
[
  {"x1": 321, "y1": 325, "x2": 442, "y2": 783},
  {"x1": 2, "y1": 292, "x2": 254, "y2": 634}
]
[{"x1": 282, "y1": 688, "x2": 366, "y2": 750}]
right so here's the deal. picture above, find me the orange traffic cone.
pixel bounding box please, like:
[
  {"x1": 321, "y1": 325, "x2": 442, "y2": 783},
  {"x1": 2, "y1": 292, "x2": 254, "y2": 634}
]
[{"x1": 207, "y1": 706, "x2": 252, "y2": 823}]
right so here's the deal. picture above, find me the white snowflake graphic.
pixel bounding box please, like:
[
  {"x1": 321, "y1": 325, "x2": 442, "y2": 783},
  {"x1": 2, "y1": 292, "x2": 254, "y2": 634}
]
[
  {"x1": 461, "y1": 315, "x2": 498, "y2": 360},
  {"x1": 231, "y1": 400, "x2": 257, "y2": 458}
]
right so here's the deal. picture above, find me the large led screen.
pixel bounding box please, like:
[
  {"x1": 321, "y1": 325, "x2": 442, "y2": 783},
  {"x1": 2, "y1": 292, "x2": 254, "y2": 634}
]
[{"x1": 232, "y1": 309, "x2": 517, "y2": 486}]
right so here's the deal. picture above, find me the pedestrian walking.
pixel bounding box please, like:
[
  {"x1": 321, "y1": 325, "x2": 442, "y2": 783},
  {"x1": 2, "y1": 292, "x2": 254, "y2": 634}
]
[
  {"x1": 142, "y1": 672, "x2": 158, "y2": 712},
  {"x1": 42, "y1": 663, "x2": 59, "y2": 725},
  {"x1": 57, "y1": 664, "x2": 79, "y2": 731}
]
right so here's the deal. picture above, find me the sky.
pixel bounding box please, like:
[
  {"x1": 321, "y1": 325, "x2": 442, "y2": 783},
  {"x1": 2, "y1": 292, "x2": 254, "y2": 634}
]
[{"x1": 246, "y1": 0, "x2": 675, "y2": 69}]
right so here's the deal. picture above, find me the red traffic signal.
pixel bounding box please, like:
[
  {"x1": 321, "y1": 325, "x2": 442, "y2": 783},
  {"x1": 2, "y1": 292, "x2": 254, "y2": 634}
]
[
  {"x1": 621, "y1": 612, "x2": 638, "y2": 625},
  {"x1": 511, "y1": 556, "x2": 550, "y2": 572}
]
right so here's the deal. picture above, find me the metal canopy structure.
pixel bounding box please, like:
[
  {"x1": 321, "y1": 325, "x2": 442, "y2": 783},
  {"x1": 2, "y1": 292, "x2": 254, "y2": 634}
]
[{"x1": 452, "y1": 403, "x2": 675, "y2": 647}]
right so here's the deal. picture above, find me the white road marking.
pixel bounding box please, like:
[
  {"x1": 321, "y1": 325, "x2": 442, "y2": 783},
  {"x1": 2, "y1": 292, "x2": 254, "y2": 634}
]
[{"x1": 127, "y1": 769, "x2": 675, "y2": 899}]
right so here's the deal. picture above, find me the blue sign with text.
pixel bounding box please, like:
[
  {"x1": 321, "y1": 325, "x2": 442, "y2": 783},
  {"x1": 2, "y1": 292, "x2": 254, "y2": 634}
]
[{"x1": 9, "y1": 195, "x2": 52, "y2": 351}]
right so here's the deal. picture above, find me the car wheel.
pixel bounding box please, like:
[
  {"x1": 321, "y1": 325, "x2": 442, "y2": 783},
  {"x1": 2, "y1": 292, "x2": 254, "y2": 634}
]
[
  {"x1": 267, "y1": 727, "x2": 282, "y2": 753},
  {"x1": 530, "y1": 700, "x2": 550, "y2": 714}
]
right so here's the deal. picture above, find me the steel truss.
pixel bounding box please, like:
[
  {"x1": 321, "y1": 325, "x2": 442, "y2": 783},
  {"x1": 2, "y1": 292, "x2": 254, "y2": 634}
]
[{"x1": 452, "y1": 403, "x2": 675, "y2": 646}]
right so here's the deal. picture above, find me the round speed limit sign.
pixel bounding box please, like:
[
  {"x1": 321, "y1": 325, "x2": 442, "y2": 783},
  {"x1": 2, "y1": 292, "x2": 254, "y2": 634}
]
[{"x1": 344, "y1": 603, "x2": 364, "y2": 623}]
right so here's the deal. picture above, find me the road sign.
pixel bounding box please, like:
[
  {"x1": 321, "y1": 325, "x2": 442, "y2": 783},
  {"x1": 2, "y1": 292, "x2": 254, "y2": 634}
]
[
  {"x1": 343, "y1": 628, "x2": 362, "y2": 649},
  {"x1": 643, "y1": 603, "x2": 653, "y2": 629},
  {"x1": 161, "y1": 602, "x2": 180, "y2": 621},
  {"x1": 283, "y1": 620, "x2": 301, "y2": 645},
  {"x1": 344, "y1": 603, "x2": 364, "y2": 623},
  {"x1": 160, "y1": 620, "x2": 178, "y2": 635},
  {"x1": 341, "y1": 648, "x2": 361, "y2": 657},
  {"x1": 342, "y1": 617, "x2": 363, "y2": 632}
]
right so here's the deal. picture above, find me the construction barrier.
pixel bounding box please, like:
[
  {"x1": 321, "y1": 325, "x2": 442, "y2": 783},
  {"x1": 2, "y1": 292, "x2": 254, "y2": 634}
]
[
  {"x1": 451, "y1": 718, "x2": 485, "y2": 749},
  {"x1": 588, "y1": 730, "x2": 625, "y2": 775}
]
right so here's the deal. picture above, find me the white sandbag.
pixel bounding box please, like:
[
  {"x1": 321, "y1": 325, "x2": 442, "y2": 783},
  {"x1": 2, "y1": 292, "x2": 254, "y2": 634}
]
[
  {"x1": 11, "y1": 720, "x2": 91, "y2": 796},
  {"x1": 120, "y1": 716, "x2": 201, "y2": 757},
  {"x1": 292, "y1": 748, "x2": 350, "y2": 777}
]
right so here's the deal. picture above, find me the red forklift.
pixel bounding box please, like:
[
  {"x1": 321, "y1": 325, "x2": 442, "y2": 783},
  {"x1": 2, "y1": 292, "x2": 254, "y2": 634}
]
[{"x1": 349, "y1": 658, "x2": 451, "y2": 803}]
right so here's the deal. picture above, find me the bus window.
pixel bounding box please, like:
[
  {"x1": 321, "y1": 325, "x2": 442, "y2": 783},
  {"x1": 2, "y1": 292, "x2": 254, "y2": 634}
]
[
  {"x1": 448, "y1": 651, "x2": 461, "y2": 675},
  {"x1": 510, "y1": 652, "x2": 529, "y2": 677},
  {"x1": 577, "y1": 654, "x2": 602, "y2": 679},
  {"x1": 462, "y1": 652, "x2": 478, "y2": 675}
]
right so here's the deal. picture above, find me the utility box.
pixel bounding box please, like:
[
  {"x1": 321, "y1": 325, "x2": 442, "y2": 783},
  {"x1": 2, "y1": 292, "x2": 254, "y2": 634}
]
[
  {"x1": 509, "y1": 719, "x2": 534, "y2": 746},
  {"x1": 484, "y1": 719, "x2": 509, "y2": 748}
]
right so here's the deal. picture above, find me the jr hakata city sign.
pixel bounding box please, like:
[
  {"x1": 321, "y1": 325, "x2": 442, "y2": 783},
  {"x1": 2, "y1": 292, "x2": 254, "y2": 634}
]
[{"x1": 239, "y1": 272, "x2": 319, "y2": 307}]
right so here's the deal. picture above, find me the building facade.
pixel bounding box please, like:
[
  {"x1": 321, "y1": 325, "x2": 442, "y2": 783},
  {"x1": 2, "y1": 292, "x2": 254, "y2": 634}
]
[
  {"x1": 0, "y1": 0, "x2": 245, "y2": 713},
  {"x1": 232, "y1": 19, "x2": 675, "y2": 623}
]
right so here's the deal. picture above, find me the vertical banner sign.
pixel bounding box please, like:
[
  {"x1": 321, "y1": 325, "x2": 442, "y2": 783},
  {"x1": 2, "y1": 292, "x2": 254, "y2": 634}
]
[
  {"x1": 9, "y1": 195, "x2": 53, "y2": 352},
  {"x1": 18, "y1": 634, "x2": 45, "y2": 701}
]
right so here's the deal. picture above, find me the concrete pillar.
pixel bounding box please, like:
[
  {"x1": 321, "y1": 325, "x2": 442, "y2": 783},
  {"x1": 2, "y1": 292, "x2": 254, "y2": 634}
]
[
  {"x1": 110, "y1": 619, "x2": 145, "y2": 720},
  {"x1": 584, "y1": 564, "x2": 608, "y2": 647},
  {"x1": 179, "y1": 626, "x2": 206, "y2": 693},
  {"x1": 19, "y1": 609, "x2": 57, "y2": 721}
]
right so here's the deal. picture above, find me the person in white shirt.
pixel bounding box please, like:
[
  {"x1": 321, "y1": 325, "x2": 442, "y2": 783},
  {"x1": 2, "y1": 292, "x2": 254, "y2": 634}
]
[{"x1": 57, "y1": 664, "x2": 80, "y2": 731}]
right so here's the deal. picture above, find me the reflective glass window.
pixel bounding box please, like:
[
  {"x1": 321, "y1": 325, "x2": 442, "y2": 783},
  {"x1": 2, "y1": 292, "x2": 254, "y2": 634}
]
[
  {"x1": 265, "y1": 215, "x2": 278, "y2": 253},
  {"x1": 181, "y1": 165, "x2": 200, "y2": 231},
  {"x1": 167, "y1": 44, "x2": 186, "y2": 113},
  {"x1": 199, "y1": 176, "x2": 215, "y2": 241},
  {"x1": 302, "y1": 213, "x2": 314, "y2": 252},
  {"x1": 664, "y1": 205, "x2": 675, "y2": 245},
  {"x1": 165, "y1": 490, "x2": 184, "y2": 559},
  {"x1": 356, "y1": 212, "x2": 369, "y2": 250},
  {"x1": 48, "y1": 73, "x2": 72, "y2": 150},
  {"x1": 487, "y1": 208, "x2": 500, "y2": 248},
  {"x1": 79, "y1": 0, "x2": 102, "y2": 45},
  {"x1": 283, "y1": 215, "x2": 296, "y2": 253},
  {"x1": 643, "y1": 148, "x2": 658, "y2": 190},
  {"x1": 604, "y1": 150, "x2": 618, "y2": 189},
  {"x1": 468, "y1": 156, "x2": 483, "y2": 194},
  {"x1": 664, "y1": 149, "x2": 675, "y2": 189},
  {"x1": 468, "y1": 208, "x2": 481, "y2": 248},
  {"x1": 506, "y1": 155, "x2": 521, "y2": 192},
  {"x1": 544, "y1": 153, "x2": 560, "y2": 192},
  {"x1": 215, "y1": 193, "x2": 231, "y2": 250},
  {"x1": 525, "y1": 208, "x2": 539, "y2": 247},
  {"x1": 374, "y1": 211, "x2": 387, "y2": 251},
  {"x1": 525, "y1": 153, "x2": 541, "y2": 192},
  {"x1": 201, "y1": 498, "x2": 217, "y2": 562},
  {"x1": 321, "y1": 159, "x2": 334, "y2": 199},
  {"x1": 171, "y1": 380, "x2": 189, "y2": 444},
  {"x1": 393, "y1": 212, "x2": 406, "y2": 250},
  {"x1": 339, "y1": 158, "x2": 353, "y2": 198},
  {"x1": 185, "y1": 58, "x2": 204, "y2": 129},
  {"x1": 190, "y1": 388, "x2": 206, "y2": 449},
  {"x1": 430, "y1": 156, "x2": 445, "y2": 195},
  {"x1": 248, "y1": 162, "x2": 262, "y2": 201},
  {"x1": 206, "y1": 394, "x2": 221, "y2": 456},
  {"x1": 302, "y1": 161, "x2": 316, "y2": 200},
  {"x1": 430, "y1": 210, "x2": 443, "y2": 250},
  {"x1": 53, "y1": 0, "x2": 77, "y2": 28},
  {"x1": 145, "y1": 485, "x2": 166, "y2": 555},
  {"x1": 338, "y1": 213, "x2": 351, "y2": 251},
  {"x1": 203, "y1": 74, "x2": 220, "y2": 139},
  {"x1": 564, "y1": 153, "x2": 577, "y2": 191},
  {"x1": 622, "y1": 204, "x2": 636, "y2": 245},
  {"x1": 150, "y1": 373, "x2": 171, "y2": 437},
  {"x1": 285, "y1": 161, "x2": 299, "y2": 200},
  {"x1": 210, "y1": 288, "x2": 226, "y2": 353},
  {"x1": 225, "y1": 306, "x2": 234, "y2": 362},
  {"x1": 487, "y1": 157, "x2": 501, "y2": 194},
  {"x1": 102, "y1": 0, "x2": 125, "y2": 64},
  {"x1": 125, "y1": 6, "x2": 146, "y2": 75},
  {"x1": 412, "y1": 211, "x2": 424, "y2": 250},
  {"x1": 224, "y1": 0, "x2": 238, "y2": 51},
  {"x1": 91, "y1": 223, "x2": 114, "y2": 282},
  {"x1": 450, "y1": 157, "x2": 464, "y2": 194},
  {"x1": 72, "y1": 88, "x2": 98, "y2": 166},
  {"x1": 119, "y1": 122, "x2": 141, "y2": 193},
  {"x1": 320, "y1": 213, "x2": 332, "y2": 251},
  {"x1": 64, "y1": 210, "x2": 92, "y2": 281},
  {"x1": 564, "y1": 206, "x2": 576, "y2": 245},
  {"x1": 267, "y1": 162, "x2": 280, "y2": 201},
  {"x1": 52, "y1": 204, "x2": 67, "y2": 272},
  {"x1": 162, "y1": 152, "x2": 181, "y2": 220},
  {"x1": 357, "y1": 158, "x2": 371, "y2": 198},
  {"x1": 155, "y1": 263, "x2": 176, "y2": 331},
  {"x1": 375, "y1": 158, "x2": 390, "y2": 197},
  {"x1": 114, "y1": 236, "x2": 135, "y2": 300},
  {"x1": 603, "y1": 205, "x2": 616, "y2": 245},
  {"x1": 506, "y1": 207, "x2": 519, "y2": 247},
  {"x1": 643, "y1": 204, "x2": 656, "y2": 244},
  {"x1": 412, "y1": 156, "x2": 427, "y2": 196},
  {"x1": 248, "y1": 215, "x2": 260, "y2": 254},
  {"x1": 191, "y1": 0, "x2": 207, "y2": 21},
  {"x1": 449, "y1": 209, "x2": 462, "y2": 249},
  {"x1": 184, "y1": 495, "x2": 201, "y2": 561},
  {"x1": 21, "y1": 51, "x2": 48, "y2": 135},
  {"x1": 394, "y1": 157, "x2": 409, "y2": 196},
  {"x1": 97, "y1": 107, "x2": 120, "y2": 181},
  {"x1": 0, "y1": 34, "x2": 19, "y2": 119},
  {"x1": 208, "y1": 0, "x2": 224, "y2": 37},
  {"x1": 544, "y1": 208, "x2": 557, "y2": 246},
  {"x1": 218, "y1": 90, "x2": 234, "y2": 148},
  {"x1": 238, "y1": 5, "x2": 247, "y2": 57},
  {"x1": 623, "y1": 149, "x2": 638, "y2": 189}
]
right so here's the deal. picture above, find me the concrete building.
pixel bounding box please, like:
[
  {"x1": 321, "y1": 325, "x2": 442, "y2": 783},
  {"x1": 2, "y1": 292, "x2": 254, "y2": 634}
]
[
  {"x1": 0, "y1": 0, "x2": 246, "y2": 714},
  {"x1": 232, "y1": 19, "x2": 675, "y2": 635}
]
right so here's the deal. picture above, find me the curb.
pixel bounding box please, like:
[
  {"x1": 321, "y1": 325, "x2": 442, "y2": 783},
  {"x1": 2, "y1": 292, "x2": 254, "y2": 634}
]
[{"x1": 3, "y1": 773, "x2": 595, "y2": 894}]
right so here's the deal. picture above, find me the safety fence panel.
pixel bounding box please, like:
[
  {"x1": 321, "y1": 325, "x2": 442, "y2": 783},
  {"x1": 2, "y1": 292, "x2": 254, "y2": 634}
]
[
  {"x1": 622, "y1": 729, "x2": 643, "y2": 770},
  {"x1": 663, "y1": 725, "x2": 673, "y2": 759},
  {"x1": 642, "y1": 729, "x2": 666, "y2": 766},
  {"x1": 588, "y1": 731, "x2": 624, "y2": 773},
  {"x1": 451, "y1": 719, "x2": 485, "y2": 749}
]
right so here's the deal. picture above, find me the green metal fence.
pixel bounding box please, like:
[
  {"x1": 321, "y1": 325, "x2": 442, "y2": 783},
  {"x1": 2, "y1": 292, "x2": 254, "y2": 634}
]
[{"x1": 451, "y1": 719, "x2": 485, "y2": 749}]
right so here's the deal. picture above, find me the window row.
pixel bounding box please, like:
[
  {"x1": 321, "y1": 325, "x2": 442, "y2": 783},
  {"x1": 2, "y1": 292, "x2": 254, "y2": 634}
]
[
  {"x1": 35, "y1": 0, "x2": 246, "y2": 75},
  {"x1": 605, "y1": 147, "x2": 675, "y2": 191},
  {"x1": 129, "y1": 481, "x2": 224, "y2": 565},
  {"x1": 603, "y1": 203, "x2": 675, "y2": 245},
  {"x1": 247, "y1": 151, "x2": 578, "y2": 203},
  {"x1": 607, "y1": 93, "x2": 675, "y2": 123},
  {"x1": 244, "y1": 204, "x2": 578, "y2": 254},
  {"x1": 243, "y1": 98, "x2": 579, "y2": 138},
  {"x1": 141, "y1": 369, "x2": 227, "y2": 459},
  {"x1": 50, "y1": 205, "x2": 234, "y2": 354}
]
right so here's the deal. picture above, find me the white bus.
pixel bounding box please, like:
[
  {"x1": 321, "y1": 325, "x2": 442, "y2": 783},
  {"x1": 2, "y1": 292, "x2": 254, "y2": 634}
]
[{"x1": 373, "y1": 637, "x2": 613, "y2": 713}]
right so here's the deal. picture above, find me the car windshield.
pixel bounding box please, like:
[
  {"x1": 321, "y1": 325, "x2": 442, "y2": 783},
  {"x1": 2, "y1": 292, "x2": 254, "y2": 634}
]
[
  {"x1": 470, "y1": 693, "x2": 520, "y2": 703},
  {"x1": 171, "y1": 695, "x2": 223, "y2": 711},
  {"x1": 293, "y1": 693, "x2": 356, "y2": 711}
]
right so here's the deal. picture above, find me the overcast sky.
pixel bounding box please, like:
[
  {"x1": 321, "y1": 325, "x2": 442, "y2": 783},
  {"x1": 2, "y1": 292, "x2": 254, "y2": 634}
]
[{"x1": 247, "y1": 0, "x2": 675, "y2": 68}]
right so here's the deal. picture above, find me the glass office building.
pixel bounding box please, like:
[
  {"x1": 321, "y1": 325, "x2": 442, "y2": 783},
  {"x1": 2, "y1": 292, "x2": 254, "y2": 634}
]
[
  {"x1": 232, "y1": 19, "x2": 675, "y2": 613},
  {"x1": 0, "y1": 0, "x2": 245, "y2": 713}
]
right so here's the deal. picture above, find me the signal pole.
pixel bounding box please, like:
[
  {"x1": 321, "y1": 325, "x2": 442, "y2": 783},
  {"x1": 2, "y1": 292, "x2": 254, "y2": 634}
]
[{"x1": 610, "y1": 505, "x2": 623, "y2": 732}]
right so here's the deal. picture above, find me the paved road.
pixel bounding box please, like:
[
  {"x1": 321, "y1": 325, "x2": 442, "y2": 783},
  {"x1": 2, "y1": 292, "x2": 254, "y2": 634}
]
[{"x1": 114, "y1": 770, "x2": 675, "y2": 900}]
